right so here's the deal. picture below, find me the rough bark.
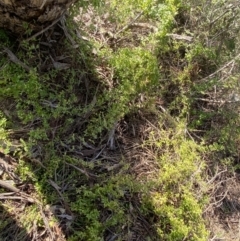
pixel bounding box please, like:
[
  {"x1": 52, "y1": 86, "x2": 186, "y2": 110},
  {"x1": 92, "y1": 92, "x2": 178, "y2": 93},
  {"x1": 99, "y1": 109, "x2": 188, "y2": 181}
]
[{"x1": 0, "y1": 0, "x2": 76, "y2": 34}]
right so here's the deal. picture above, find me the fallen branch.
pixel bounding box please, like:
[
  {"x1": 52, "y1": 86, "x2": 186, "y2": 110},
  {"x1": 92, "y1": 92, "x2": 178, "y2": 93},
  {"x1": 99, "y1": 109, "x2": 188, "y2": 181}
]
[
  {"x1": 200, "y1": 52, "x2": 240, "y2": 82},
  {"x1": 24, "y1": 15, "x2": 63, "y2": 42},
  {"x1": 39, "y1": 205, "x2": 55, "y2": 241},
  {"x1": 48, "y1": 179, "x2": 72, "y2": 215},
  {"x1": 65, "y1": 162, "x2": 97, "y2": 179},
  {"x1": 3, "y1": 47, "x2": 32, "y2": 72},
  {"x1": 166, "y1": 33, "x2": 193, "y2": 42},
  {"x1": 115, "y1": 11, "x2": 144, "y2": 36},
  {"x1": 0, "y1": 192, "x2": 35, "y2": 203},
  {"x1": 0, "y1": 180, "x2": 19, "y2": 192}
]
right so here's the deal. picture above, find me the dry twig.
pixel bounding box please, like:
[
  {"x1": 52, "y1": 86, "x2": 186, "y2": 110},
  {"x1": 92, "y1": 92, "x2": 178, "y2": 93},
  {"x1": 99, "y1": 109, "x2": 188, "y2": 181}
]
[
  {"x1": 200, "y1": 52, "x2": 240, "y2": 82},
  {"x1": 115, "y1": 11, "x2": 144, "y2": 36},
  {"x1": 25, "y1": 15, "x2": 64, "y2": 41},
  {"x1": 39, "y1": 206, "x2": 55, "y2": 241},
  {"x1": 65, "y1": 162, "x2": 97, "y2": 179},
  {"x1": 0, "y1": 192, "x2": 35, "y2": 203},
  {"x1": 0, "y1": 180, "x2": 19, "y2": 192},
  {"x1": 48, "y1": 179, "x2": 72, "y2": 215},
  {"x1": 3, "y1": 47, "x2": 31, "y2": 72}
]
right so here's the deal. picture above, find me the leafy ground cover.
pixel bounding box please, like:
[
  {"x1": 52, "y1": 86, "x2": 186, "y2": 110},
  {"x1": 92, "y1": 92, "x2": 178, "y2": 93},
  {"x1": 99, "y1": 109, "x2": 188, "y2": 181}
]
[{"x1": 1, "y1": 0, "x2": 240, "y2": 240}]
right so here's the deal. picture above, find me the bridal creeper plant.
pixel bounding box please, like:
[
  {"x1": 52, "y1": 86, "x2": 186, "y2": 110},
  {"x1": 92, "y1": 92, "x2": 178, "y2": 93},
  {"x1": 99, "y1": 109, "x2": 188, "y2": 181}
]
[
  {"x1": 144, "y1": 122, "x2": 208, "y2": 240},
  {"x1": 4, "y1": 0, "x2": 238, "y2": 240},
  {"x1": 84, "y1": 47, "x2": 159, "y2": 138}
]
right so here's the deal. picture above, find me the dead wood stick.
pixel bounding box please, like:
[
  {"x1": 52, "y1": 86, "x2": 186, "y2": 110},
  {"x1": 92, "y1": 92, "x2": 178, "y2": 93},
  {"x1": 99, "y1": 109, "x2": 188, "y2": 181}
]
[
  {"x1": 39, "y1": 206, "x2": 55, "y2": 241},
  {"x1": 115, "y1": 11, "x2": 144, "y2": 36},
  {"x1": 166, "y1": 33, "x2": 193, "y2": 42},
  {"x1": 48, "y1": 179, "x2": 72, "y2": 214},
  {"x1": 3, "y1": 47, "x2": 31, "y2": 72},
  {"x1": 25, "y1": 15, "x2": 64, "y2": 41},
  {"x1": 0, "y1": 192, "x2": 35, "y2": 203},
  {"x1": 65, "y1": 162, "x2": 97, "y2": 179},
  {"x1": 0, "y1": 180, "x2": 19, "y2": 192},
  {"x1": 0, "y1": 195, "x2": 35, "y2": 203}
]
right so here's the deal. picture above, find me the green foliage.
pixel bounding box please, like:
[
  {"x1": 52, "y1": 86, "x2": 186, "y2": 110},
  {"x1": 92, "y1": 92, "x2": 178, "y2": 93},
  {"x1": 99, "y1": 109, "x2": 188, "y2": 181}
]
[
  {"x1": 0, "y1": 111, "x2": 7, "y2": 139},
  {"x1": 70, "y1": 174, "x2": 140, "y2": 241},
  {"x1": 19, "y1": 205, "x2": 43, "y2": 231},
  {"x1": 2, "y1": 0, "x2": 240, "y2": 240},
  {"x1": 84, "y1": 47, "x2": 159, "y2": 138},
  {"x1": 70, "y1": 0, "x2": 104, "y2": 16},
  {"x1": 111, "y1": 48, "x2": 159, "y2": 93},
  {"x1": 0, "y1": 29, "x2": 11, "y2": 45},
  {"x1": 143, "y1": 121, "x2": 208, "y2": 241}
]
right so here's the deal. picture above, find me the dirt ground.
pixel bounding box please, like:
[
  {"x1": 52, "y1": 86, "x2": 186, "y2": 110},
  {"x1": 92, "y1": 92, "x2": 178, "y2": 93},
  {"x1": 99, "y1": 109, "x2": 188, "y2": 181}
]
[{"x1": 206, "y1": 171, "x2": 240, "y2": 241}]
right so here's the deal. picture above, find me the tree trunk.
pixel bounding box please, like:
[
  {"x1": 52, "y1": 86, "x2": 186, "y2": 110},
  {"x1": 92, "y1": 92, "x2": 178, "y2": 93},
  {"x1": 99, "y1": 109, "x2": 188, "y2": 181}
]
[{"x1": 0, "y1": 0, "x2": 76, "y2": 35}]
